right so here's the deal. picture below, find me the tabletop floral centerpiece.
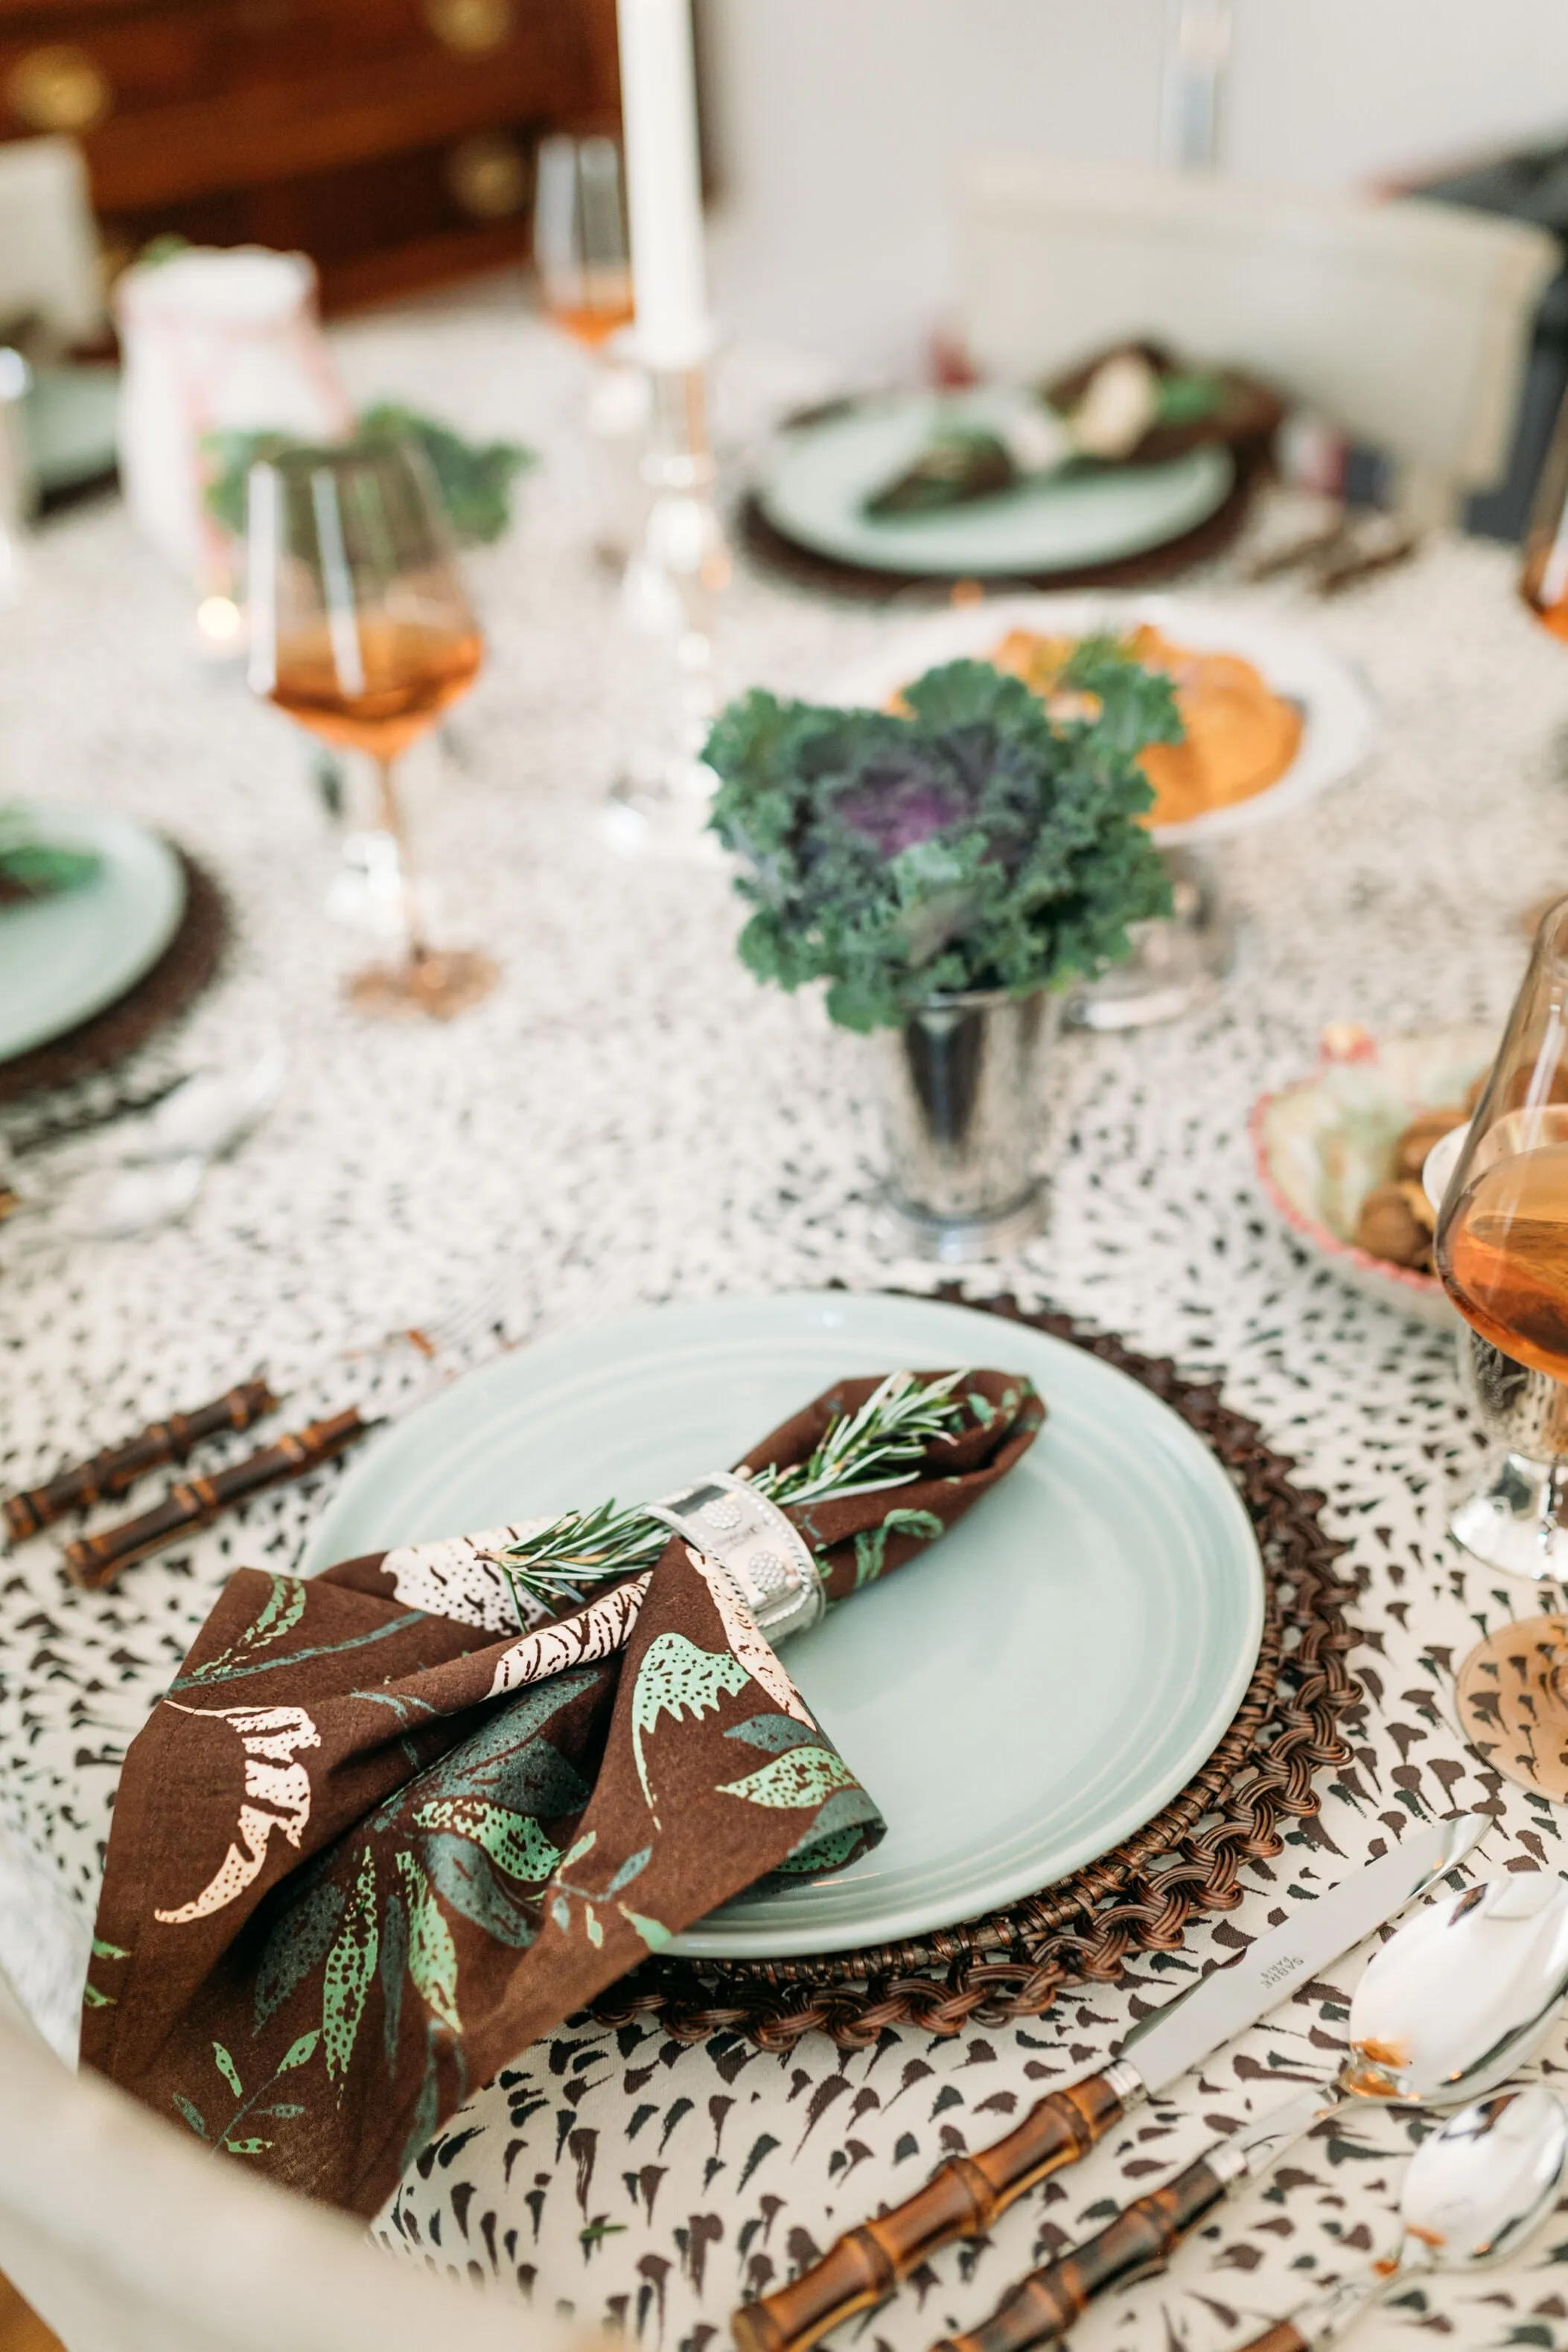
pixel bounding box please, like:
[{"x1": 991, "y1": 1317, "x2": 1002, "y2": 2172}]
[{"x1": 705, "y1": 648, "x2": 1180, "y2": 1256}]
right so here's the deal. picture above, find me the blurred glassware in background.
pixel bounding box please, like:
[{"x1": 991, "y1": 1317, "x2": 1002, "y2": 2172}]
[
  {"x1": 1438, "y1": 896, "x2": 1568, "y2": 1791},
  {"x1": 535, "y1": 133, "x2": 634, "y2": 350},
  {"x1": 605, "y1": 357, "x2": 731, "y2": 856},
  {"x1": 1517, "y1": 378, "x2": 1568, "y2": 916},
  {"x1": 247, "y1": 436, "x2": 497, "y2": 1019},
  {"x1": 534, "y1": 133, "x2": 649, "y2": 570},
  {"x1": 1522, "y1": 377, "x2": 1568, "y2": 648},
  {"x1": 0, "y1": 347, "x2": 35, "y2": 609},
  {"x1": 601, "y1": 0, "x2": 731, "y2": 855},
  {"x1": 1159, "y1": 0, "x2": 1233, "y2": 172},
  {"x1": 115, "y1": 243, "x2": 351, "y2": 646},
  {"x1": 1437, "y1": 898, "x2": 1568, "y2": 1561}
]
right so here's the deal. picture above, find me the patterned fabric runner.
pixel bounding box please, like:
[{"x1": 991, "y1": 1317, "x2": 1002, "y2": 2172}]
[{"x1": 82, "y1": 1370, "x2": 1041, "y2": 2212}]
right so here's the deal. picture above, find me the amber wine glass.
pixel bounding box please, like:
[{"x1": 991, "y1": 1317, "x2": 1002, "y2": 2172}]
[
  {"x1": 1517, "y1": 382, "x2": 1568, "y2": 925},
  {"x1": 1523, "y1": 382, "x2": 1568, "y2": 647},
  {"x1": 247, "y1": 438, "x2": 497, "y2": 1018},
  {"x1": 534, "y1": 133, "x2": 634, "y2": 348},
  {"x1": 1444, "y1": 896, "x2": 1568, "y2": 1795}
]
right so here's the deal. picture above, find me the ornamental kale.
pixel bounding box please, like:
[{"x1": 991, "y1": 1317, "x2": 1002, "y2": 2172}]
[{"x1": 704, "y1": 646, "x2": 1180, "y2": 1032}]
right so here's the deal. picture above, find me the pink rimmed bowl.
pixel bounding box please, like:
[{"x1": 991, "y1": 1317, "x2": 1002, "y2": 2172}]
[{"x1": 1249, "y1": 1022, "x2": 1495, "y2": 1328}]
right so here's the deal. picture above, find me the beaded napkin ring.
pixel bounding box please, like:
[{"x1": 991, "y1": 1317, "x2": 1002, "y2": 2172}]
[{"x1": 646, "y1": 1470, "x2": 824, "y2": 1642}]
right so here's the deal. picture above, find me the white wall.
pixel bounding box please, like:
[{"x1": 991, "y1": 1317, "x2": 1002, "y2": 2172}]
[
  {"x1": 1228, "y1": 1, "x2": 1568, "y2": 191},
  {"x1": 702, "y1": 0, "x2": 1568, "y2": 370}
]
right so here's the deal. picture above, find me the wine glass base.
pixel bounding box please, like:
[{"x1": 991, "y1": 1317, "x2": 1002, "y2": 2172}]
[
  {"x1": 1456, "y1": 1615, "x2": 1568, "y2": 1800},
  {"x1": 1066, "y1": 847, "x2": 1235, "y2": 1031},
  {"x1": 602, "y1": 765, "x2": 722, "y2": 863},
  {"x1": 1449, "y1": 1452, "x2": 1568, "y2": 1579},
  {"x1": 325, "y1": 830, "x2": 409, "y2": 937},
  {"x1": 345, "y1": 949, "x2": 499, "y2": 1022}
]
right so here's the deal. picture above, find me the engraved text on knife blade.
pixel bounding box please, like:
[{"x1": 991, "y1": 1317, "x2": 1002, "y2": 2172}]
[{"x1": 1118, "y1": 1815, "x2": 1485, "y2": 2094}]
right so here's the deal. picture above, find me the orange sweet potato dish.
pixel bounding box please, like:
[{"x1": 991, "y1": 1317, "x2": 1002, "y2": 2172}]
[{"x1": 989, "y1": 624, "x2": 1304, "y2": 829}]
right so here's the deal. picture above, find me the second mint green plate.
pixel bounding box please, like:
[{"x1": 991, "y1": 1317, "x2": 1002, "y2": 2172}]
[
  {"x1": 302, "y1": 1292, "x2": 1263, "y2": 1957},
  {"x1": 759, "y1": 391, "x2": 1234, "y2": 578}
]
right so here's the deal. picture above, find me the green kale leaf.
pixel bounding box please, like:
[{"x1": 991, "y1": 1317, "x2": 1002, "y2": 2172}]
[
  {"x1": 705, "y1": 648, "x2": 1179, "y2": 1032},
  {"x1": 202, "y1": 409, "x2": 534, "y2": 546}
]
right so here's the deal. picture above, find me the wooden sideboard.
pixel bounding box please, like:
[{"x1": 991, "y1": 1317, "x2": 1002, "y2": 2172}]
[{"x1": 0, "y1": 0, "x2": 620, "y2": 311}]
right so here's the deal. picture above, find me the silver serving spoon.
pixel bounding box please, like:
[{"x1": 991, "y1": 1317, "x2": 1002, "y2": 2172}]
[
  {"x1": 941, "y1": 1873, "x2": 1568, "y2": 2352},
  {"x1": 109, "y1": 1038, "x2": 287, "y2": 1164},
  {"x1": 0, "y1": 1041, "x2": 286, "y2": 1246},
  {"x1": 1234, "y1": 2082, "x2": 1568, "y2": 2350},
  {"x1": 41, "y1": 1039, "x2": 289, "y2": 1171},
  {"x1": 17, "y1": 1153, "x2": 208, "y2": 1243}
]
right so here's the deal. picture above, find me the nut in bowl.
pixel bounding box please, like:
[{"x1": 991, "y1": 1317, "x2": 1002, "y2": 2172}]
[{"x1": 1250, "y1": 1023, "x2": 1497, "y2": 1328}]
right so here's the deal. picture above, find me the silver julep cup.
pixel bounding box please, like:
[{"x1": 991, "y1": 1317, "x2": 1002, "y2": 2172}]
[{"x1": 872, "y1": 987, "x2": 1059, "y2": 1262}]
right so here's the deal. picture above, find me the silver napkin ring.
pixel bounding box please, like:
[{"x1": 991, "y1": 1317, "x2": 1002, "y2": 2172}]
[{"x1": 645, "y1": 1470, "x2": 825, "y2": 1644}]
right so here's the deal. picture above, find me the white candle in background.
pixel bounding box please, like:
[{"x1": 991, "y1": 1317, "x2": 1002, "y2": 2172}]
[{"x1": 616, "y1": 0, "x2": 711, "y2": 370}]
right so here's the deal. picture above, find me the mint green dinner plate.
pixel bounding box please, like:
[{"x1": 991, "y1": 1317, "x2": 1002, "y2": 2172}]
[
  {"x1": 301, "y1": 1292, "x2": 1263, "y2": 1958},
  {"x1": 758, "y1": 392, "x2": 1234, "y2": 578},
  {"x1": 0, "y1": 803, "x2": 185, "y2": 1063}
]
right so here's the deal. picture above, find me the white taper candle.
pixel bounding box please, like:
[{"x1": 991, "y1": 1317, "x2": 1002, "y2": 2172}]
[{"x1": 616, "y1": 0, "x2": 711, "y2": 371}]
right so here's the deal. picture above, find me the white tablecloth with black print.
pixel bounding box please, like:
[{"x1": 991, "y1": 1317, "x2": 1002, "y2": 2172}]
[{"x1": 5, "y1": 301, "x2": 1568, "y2": 2352}]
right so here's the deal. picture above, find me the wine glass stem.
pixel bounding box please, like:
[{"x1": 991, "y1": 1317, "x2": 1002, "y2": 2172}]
[{"x1": 374, "y1": 757, "x2": 427, "y2": 965}]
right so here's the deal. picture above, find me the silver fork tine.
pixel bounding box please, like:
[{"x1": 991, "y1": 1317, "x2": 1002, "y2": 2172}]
[{"x1": 410, "y1": 1271, "x2": 511, "y2": 1363}]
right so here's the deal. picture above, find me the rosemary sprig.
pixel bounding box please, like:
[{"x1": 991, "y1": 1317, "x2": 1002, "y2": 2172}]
[{"x1": 497, "y1": 1368, "x2": 969, "y2": 1622}]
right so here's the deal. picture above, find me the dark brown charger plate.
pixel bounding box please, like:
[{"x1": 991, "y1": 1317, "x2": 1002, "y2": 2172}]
[
  {"x1": 593, "y1": 1292, "x2": 1360, "y2": 2050},
  {"x1": 0, "y1": 851, "x2": 229, "y2": 1106},
  {"x1": 736, "y1": 441, "x2": 1275, "y2": 605}
]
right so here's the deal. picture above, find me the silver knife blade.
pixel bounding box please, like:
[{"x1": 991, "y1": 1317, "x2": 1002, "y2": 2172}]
[{"x1": 1118, "y1": 1812, "x2": 1488, "y2": 2095}]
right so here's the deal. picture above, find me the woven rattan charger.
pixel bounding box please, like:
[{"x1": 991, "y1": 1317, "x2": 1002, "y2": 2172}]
[{"x1": 593, "y1": 1293, "x2": 1360, "y2": 2050}]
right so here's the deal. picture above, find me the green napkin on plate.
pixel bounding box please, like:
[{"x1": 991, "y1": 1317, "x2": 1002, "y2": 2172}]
[{"x1": 0, "y1": 806, "x2": 100, "y2": 909}]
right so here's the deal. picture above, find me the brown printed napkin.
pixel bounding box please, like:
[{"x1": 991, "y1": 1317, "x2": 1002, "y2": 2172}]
[{"x1": 83, "y1": 1368, "x2": 1042, "y2": 2214}]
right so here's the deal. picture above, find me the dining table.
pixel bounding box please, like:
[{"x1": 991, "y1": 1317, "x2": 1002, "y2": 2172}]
[{"x1": 4, "y1": 290, "x2": 1568, "y2": 2352}]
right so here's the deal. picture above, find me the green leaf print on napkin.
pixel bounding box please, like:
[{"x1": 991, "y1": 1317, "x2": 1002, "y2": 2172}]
[
  {"x1": 631, "y1": 1632, "x2": 750, "y2": 1814},
  {"x1": 254, "y1": 1878, "x2": 344, "y2": 2029},
  {"x1": 322, "y1": 1849, "x2": 378, "y2": 2082},
  {"x1": 396, "y1": 1852, "x2": 461, "y2": 2033},
  {"x1": 410, "y1": 1797, "x2": 562, "y2": 1884},
  {"x1": 717, "y1": 1746, "x2": 861, "y2": 1808}
]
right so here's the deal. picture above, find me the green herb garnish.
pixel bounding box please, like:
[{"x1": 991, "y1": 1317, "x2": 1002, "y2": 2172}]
[
  {"x1": 499, "y1": 1368, "x2": 971, "y2": 1619},
  {"x1": 1154, "y1": 370, "x2": 1225, "y2": 426}
]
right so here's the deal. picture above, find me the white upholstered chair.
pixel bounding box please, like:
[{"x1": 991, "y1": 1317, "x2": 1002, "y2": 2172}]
[
  {"x1": 954, "y1": 156, "x2": 1561, "y2": 526},
  {"x1": 0, "y1": 1974, "x2": 592, "y2": 2352}
]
